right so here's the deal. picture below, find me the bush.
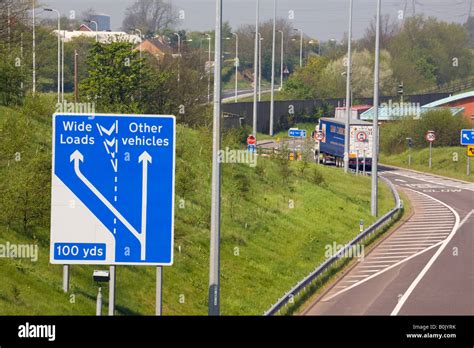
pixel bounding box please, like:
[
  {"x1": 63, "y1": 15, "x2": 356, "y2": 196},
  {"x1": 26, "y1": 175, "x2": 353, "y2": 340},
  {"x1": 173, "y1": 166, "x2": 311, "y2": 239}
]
[
  {"x1": 380, "y1": 110, "x2": 470, "y2": 155},
  {"x1": 311, "y1": 166, "x2": 325, "y2": 186}
]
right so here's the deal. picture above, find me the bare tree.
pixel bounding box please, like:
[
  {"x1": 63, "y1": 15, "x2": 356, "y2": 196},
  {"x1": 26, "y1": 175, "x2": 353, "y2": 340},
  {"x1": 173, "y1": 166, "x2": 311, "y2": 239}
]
[
  {"x1": 0, "y1": 0, "x2": 30, "y2": 42},
  {"x1": 122, "y1": 0, "x2": 177, "y2": 37}
]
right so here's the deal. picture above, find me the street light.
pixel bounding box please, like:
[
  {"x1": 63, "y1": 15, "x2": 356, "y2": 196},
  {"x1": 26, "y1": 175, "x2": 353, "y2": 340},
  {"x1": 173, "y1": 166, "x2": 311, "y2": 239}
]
[
  {"x1": 134, "y1": 29, "x2": 143, "y2": 60},
  {"x1": 252, "y1": 0, "x2": 259, "y2": 136},
  {"x1": 232, "y1": 33, "x2": 238, "y2": 103},
  {"x1": 204, "y1": 33, "x2": 212, "y2": 104},
  {"x1": 294, "y1": 28, "x2": 303, "y2": 67},
  {"x1": 371, "y1": 0, "x2": 382, "y2": 217},
  {"x1": 309, "y1": 39, "x2": 320, "y2": 56},
  {"x1": 84, "y1": 19, "x2": 98, "y2": 42},
  {"x1": 343, "y1": 0, "x2": 353, "y2": 174},
  {"x1": 32, "y1": 0, "x2": 36, "y2": 95},
  {"x1": 258, "y1": 35, "x2": 263, "y2": 101},
  {"x1": 44, "y1": 8, "x2": 61, "y2": 103},
  {"x1": 269, "y1": 0, "x2": 277, "y2": 136},
  {"x1": 278, "y1": 30, "x2": 284, "y2": 91},
  {"x1": 173, "y1": 32, "x2": 181, "y2": 83}
]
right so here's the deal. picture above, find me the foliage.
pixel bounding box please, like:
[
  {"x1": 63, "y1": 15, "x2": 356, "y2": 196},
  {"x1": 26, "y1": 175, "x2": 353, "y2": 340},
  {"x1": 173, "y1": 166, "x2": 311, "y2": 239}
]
[
  {"x1": 380, "y1": 109, "x2": 470, "y2": 155},
  {"x1": 122, "y1": 0, "x2": 176, "y2": 37}
]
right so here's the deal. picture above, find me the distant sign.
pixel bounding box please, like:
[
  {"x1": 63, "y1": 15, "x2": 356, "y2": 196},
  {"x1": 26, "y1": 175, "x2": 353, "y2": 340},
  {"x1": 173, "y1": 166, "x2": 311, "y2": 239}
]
[
  {"x1": 247, "y1": 135, "x2": 256, "y2": 145},
  {"x1": 461, "y1": 129, "x2": 474, "y2": 145},
  {"x1": 288, "y1": 129, "x2": 306, "y2": 138},
  {"x1": 248, "y1": 144, "x2": 256, "y2": 153},
  {"x1": 425, "y1": 131, "x2": 436, "y2": 143},
  {"x1": 468, "y1": 145, "x2": 474, "y2": 157},
  {"x1": 50, "y1": 113, "x2": 175, "y2": 266},
  {"x1": 355, "y1": 131, "x2": 368, "y2": 142}
]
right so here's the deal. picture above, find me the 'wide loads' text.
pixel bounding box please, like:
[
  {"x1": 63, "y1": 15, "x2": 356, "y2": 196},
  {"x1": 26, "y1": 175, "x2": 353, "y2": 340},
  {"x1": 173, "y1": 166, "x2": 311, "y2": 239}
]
[{"x1": 59, "y1": 120, "x2": 170, "y2": 147}]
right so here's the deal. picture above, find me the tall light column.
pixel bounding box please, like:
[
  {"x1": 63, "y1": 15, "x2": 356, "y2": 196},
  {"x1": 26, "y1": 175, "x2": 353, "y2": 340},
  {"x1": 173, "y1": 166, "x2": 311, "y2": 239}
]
[
  {"x1": 252, "y1": 0, "x2": 259, "y2": 136},
  {"x1": 232, "y1": 32, "x2": 238, "y2": 103},
  {"x1": 278, "y1": 30, "x2": 284, "y2": 91},
  {"x1": 294, "y1": 28, "x2": 303, "y2": 67},
  {"x1": 208, "y1": 0, "x2": 222, "y2": 317},
  {"x1": 44, "y1": 8, "x2": 61, "y2": 103},
  {"x1": 173, "y1": 32, "x2": 181, "y2": 83},
  {"x1": 269, "y1": 0, "x2": 277, "y2": 136},
  {"x1": 371, "y1": 0, "x2": 381, "y2": 217},
  {"x1": 205, "y1": 33, "x2": 212, "y2": 104},
  {"x1": 85, "y1": 20, "x2": 98, "y2": 42},
  {"x1": 343, "y1": 0, "x2": 353, "y2": 173},
  {"x1": 32, "y1": 0, "x2": 36, "y2": 95},
  {"x1": 258, "y1": 34, "x2": 263, "y2": 102}
]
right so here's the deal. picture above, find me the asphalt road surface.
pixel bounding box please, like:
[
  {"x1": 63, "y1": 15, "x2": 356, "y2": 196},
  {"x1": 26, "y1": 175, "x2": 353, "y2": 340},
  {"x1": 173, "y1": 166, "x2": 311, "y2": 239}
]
[{"x1": 302, "y1": 167, "x2": 474, "y2": 315}]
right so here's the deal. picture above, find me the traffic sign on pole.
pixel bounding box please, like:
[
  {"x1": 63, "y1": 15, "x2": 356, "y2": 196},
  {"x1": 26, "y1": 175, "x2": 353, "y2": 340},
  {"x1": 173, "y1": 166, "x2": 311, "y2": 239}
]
[
  {"x1": 461, "y1": 129, "x2": 474, "y2": 145},
  {"x1": 425, "y1": 130, "x2": 436, "y2": 143},
  {"x1": 288, "y1": 128, "x2": 306, "y2": 138},
  {"x1": 247, "y1": 135, "x2": 256, "y2": 145},
  {"x1": 50, "y1": 113, "x2": 176, "y2": 265}
]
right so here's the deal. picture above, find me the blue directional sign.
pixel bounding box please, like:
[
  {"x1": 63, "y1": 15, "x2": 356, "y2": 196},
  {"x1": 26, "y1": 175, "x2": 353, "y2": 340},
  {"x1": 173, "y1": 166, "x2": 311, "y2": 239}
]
[
  {"x1": 288, "y1": 129, "x2": 307, "y2": 138},
  {"x1": 460, "y1": 129, "x2": 474, "y2": 145},
  {"x1": 50, "y1": 113, "x2": 175, "y2": 266},
  {"x1": 247, "y1": 144, "x2": 256, "y2": 152}
]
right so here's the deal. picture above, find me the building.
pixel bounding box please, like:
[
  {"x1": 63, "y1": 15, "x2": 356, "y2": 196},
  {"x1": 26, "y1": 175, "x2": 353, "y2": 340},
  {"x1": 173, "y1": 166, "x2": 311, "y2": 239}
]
[
  {"x1": 55, "y1": 26, "x2": 141, "y2": 45},
  {"x1": 135, "y1": 36, "x2": 172, "y2": 60},
  {"x1": 422, "y1": 91, "x2": 474, "y2": 123},
  {"x1": 360, "y1": 104, "x2": 464, "y2": 122},
  {"x1": 89, "y1": 13, "x2": 111, "y2": 32},
  {"x1": 334, "y1": 105, "x2": 372, "y2": 120}
]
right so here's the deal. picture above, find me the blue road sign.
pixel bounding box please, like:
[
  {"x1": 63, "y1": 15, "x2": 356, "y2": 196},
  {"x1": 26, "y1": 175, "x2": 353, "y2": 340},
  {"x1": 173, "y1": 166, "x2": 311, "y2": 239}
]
[
  {"x1": 247, "y1": 144, "x2": 256, "y2": 152},
  {"x1": 288, "y1": 129, "x2": 307, "y2": 138},
  {"x1": 50, "y1": 113, "x2": 175, "y2": 266},
  {"x1": 460, "y1": 129, "x2": 474, "y2": 145}
]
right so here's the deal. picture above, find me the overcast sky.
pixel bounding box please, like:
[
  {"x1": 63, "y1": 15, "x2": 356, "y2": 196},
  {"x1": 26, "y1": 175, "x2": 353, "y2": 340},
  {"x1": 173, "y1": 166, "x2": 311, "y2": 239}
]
[{"x1": 42, "y1": 0, "x2": 472, "y2": 40}]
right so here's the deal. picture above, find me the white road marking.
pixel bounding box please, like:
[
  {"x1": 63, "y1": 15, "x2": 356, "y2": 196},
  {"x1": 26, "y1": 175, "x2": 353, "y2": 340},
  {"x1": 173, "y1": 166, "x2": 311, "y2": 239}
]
[{"x1": 390, "y1": 204, "x2": 471, "y2": 315}]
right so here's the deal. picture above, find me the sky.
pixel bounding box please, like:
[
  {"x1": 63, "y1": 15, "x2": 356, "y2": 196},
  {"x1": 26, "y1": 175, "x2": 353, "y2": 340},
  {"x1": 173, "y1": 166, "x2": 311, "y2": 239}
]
[{"x1": 41, "y1": 0, "x2": 473, "y2": 41}]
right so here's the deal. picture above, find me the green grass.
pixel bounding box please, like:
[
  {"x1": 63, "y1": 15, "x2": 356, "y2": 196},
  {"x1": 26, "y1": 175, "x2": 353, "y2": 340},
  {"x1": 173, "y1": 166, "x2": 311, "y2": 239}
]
[
  {"x1": 258, "y1": 122, "x2": 317, "y2": 141},
  {"x1": 0, "y1": 97, "x2": 394, "y2": 315},
  {"x1": 380, "y1": 146, "x2": 473, "y2": 182}
]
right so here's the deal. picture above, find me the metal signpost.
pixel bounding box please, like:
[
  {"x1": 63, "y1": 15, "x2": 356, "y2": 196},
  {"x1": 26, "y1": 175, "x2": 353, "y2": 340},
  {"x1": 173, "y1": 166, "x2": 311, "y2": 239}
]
[
  {"x1": 425, "y1": 130, "x2": 436, "y2": 168},
  {"x1": 50, "y1": 113, "x2": 176, "y2": 316},
  {"x1": 406, "y1": 137, "x2": 413, "y2": 166},
  {"x1": 315, "y1": 131, "x2": 324, "y2": 164}
]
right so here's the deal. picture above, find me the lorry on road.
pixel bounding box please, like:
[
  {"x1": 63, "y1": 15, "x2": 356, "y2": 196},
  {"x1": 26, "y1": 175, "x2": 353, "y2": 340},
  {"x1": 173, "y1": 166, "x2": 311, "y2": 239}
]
[{"x1": 314, "y1": 117, "x2": 374, "y2": 169}]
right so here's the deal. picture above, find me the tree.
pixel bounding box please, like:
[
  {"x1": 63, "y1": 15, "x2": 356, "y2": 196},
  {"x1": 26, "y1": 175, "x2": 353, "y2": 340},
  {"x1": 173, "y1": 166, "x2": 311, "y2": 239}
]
[
  {"x1": 80, "y1": 41, "x2": 146, "y2": 113},
  {"x1": 122, "y1": 0, "x2": 177, "y2": 37}
]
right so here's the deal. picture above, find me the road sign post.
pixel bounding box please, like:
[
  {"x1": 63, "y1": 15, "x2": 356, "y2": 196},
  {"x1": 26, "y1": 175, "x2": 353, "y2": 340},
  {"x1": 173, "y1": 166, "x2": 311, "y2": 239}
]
[
  {"x1": 108, "y1": 265, "x2": 115, "y2": 316},
  {"x1": 96, "y1": 287, "x2": 102, "y2": 316},
  {"x1": 62, "y1": 265, "x2": 69, "y2": 292},
  {"x1": 156, "y1": 266, "x2": 163, "y2": 315},
  {"x1": 425, "y1": 131, "x2": 436, "y2": 169},
  {"x1": 363, "y1": 150, "x2": 366, "y2": 175}
]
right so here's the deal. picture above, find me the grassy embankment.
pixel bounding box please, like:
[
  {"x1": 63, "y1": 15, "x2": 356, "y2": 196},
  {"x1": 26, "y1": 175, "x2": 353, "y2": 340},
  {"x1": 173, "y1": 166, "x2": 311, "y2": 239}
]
[
  {"x1": 380, "y1": 146, "x2": 473, "y2": 182},
  {"x1": 0, "y1": 97, "x2": 394, "y2": 315}
]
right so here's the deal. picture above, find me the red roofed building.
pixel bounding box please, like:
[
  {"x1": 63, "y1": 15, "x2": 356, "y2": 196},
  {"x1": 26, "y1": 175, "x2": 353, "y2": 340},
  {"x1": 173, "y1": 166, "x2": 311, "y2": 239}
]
[{"x1": 423, "y1": 91, "x2": 474, "y2": 123}]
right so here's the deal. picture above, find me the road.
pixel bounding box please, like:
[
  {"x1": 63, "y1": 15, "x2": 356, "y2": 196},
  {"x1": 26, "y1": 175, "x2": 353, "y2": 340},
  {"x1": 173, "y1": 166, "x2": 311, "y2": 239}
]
[
  {"x1": 222, "y1": 87, "x2": 274, "y2": 103},
  {"x1": 301, "y1": 166, "x2": 473, "y2": 315}
]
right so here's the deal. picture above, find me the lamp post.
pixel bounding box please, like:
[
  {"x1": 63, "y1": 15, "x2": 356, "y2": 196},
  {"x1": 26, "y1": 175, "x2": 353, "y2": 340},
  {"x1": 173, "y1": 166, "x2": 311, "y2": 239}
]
[
  {"x1": 258, "y1": 34, "x2": 263, "y2": 102},
  {"x1": 204, "y1": 33, "x2": 212, "y2": 104},
  {"x1": 85, "y1": 19, "x2": 98, "y2": 42},
  {"x1": 173, "y1": 32, "x2": 181, "y2": 83},
  {"x1": 343, "y1": 0, "x2": 353, "y2": 174},
  {"x1": 371, "y1": 0, "x2": 382, "y2": 217},
  {"x1": 134, "y1": 29, "x2": 143, "y2": 59},
  {"x1": 32, "y1": 0, "x2": 36, "y2": 96},
  {"x1": 252, "y1": 0, "x2": 259, "y2": 136},
  {"x1": 232, "y1": 33, "x2": 239, "y2": 103},
  {"x1": 44, "y1": 8, "x2": 61, "y2": 103},
  {"x1": 278, "y1": 30, "x2": 284, "y2": 91},
  {"x1": 294, "y1": 28, "x2": 303, "y2": 67},
  {"x1": 269, "y1": 0, "x2": 277, "y2": 136}
]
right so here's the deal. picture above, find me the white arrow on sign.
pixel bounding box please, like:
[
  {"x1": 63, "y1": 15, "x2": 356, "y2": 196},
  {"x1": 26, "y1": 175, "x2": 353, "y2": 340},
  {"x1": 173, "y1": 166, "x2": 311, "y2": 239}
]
[
  {"x1": 463, "y1": 134, "x2": 470, "y2": 140},
  {"x1": 70, "y1": 150, "x2": 146, "y2": 260},
  {"x1": 138, "y1": 151, "x2": 152, "y2": 262}
]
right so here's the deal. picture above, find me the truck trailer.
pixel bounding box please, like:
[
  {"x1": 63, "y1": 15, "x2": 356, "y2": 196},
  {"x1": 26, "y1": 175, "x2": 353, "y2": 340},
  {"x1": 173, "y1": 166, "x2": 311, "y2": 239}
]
[{"x1": 315, "y1": 117, "x2": 374, "y2": 169}]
